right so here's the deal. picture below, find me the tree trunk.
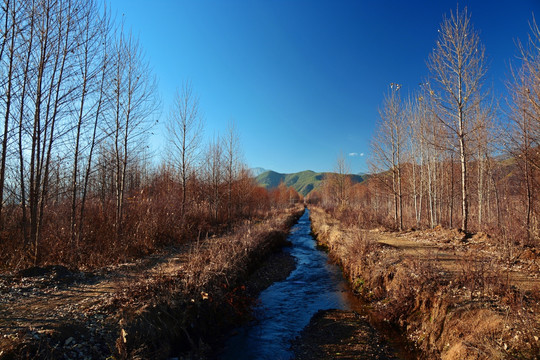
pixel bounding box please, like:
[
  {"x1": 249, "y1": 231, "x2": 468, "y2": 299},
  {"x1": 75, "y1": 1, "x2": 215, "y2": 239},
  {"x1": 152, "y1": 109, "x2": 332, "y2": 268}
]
[
  {"x1": 459, "y1": 119, "x2": 468, "y2": 232},
  {"x1": 0, "y1": 2, "x2": 16, "y2": 229}
]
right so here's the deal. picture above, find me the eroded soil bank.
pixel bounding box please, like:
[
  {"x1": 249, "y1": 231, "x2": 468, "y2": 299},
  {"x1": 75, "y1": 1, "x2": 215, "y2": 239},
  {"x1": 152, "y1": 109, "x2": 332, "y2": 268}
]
[
  {"x1": 308, "y1": 206, "x2": 540, "y2": 359},
  {"x1": 0, "y1": 206, "x2": 304, "y2": 359}
]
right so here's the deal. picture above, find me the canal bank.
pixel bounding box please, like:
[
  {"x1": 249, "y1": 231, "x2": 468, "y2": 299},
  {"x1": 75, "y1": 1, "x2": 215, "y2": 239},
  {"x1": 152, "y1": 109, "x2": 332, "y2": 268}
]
[{"x1": 218, "y1": 208, "x2": 405, "y2": 360}]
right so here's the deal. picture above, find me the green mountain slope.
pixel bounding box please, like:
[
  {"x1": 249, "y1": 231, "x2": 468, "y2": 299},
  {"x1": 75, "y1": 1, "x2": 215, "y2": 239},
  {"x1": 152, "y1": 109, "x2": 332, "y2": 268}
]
[{"x1": 256, "y1": 170, "x2": 364, "y2": 196}]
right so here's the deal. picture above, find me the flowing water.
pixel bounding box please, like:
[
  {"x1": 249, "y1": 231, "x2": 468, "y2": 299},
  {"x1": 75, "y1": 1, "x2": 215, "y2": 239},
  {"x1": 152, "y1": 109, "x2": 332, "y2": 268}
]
[{"x1": 219, "y1": 209, "x2": 355, "y2": 360}]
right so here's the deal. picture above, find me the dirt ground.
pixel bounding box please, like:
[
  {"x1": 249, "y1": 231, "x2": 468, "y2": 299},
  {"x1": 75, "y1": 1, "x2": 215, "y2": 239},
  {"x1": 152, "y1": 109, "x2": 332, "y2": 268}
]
[
  {"x1": 292, "y1": 309, "x2": 401, "y2": 360},
  {"x1": 0, "y1": 245, "x2": 194, "y2": 359},
  {"x1": 368, "y1": 226, "x2": 540, "y2": 292},
  {"x1": 2, "y1": 205, "x2": 538, "y2": 359},
  {"x1": 309, "y1": 207, "x2": 540, "y2": 359},
  {"x1": 0, "y1": 251, "x2": 299, "y2": 360}
]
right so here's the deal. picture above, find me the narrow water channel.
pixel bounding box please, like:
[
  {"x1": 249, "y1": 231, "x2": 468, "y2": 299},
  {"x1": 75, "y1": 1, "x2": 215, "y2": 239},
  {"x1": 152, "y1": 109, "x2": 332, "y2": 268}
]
[{"x1": 219, "y1": 209, "x2": 354, "y2": 360}]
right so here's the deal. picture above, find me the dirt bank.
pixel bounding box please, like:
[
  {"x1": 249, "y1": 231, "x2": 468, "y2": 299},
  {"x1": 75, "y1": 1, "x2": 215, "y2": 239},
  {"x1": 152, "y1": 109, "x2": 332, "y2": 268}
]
[
  {"x1": 292, "y1": 309, "x2": 400, "y2": 360},
  {"x1": 244, "y1": 250, "x2": 297, "y2": 298},
  {"x1": 309, "y1": 206, "x2": 540, "y2": 359},
  {"x1": 0, "y1": 207, "x2": 304, "y2": 359}
]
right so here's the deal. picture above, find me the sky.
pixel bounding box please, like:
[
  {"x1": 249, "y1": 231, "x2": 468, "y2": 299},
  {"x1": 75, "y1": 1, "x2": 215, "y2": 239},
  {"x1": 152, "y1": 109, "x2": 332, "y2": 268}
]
[{"x1": 109, "y1": 0, "x2": 540, "y2": 174}]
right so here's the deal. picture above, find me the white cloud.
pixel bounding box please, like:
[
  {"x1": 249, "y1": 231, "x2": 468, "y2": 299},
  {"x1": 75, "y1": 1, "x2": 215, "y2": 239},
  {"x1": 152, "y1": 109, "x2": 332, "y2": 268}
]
[
  {"x1": 360, "y1": 153, "x2": 364, "y2": 157},
  {"x1": 348, "y1": 152, "x2": 358, "y2": 157}
]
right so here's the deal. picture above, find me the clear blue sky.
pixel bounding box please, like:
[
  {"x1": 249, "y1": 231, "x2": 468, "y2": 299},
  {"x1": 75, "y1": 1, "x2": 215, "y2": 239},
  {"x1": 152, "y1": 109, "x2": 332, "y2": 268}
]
[{"x1": 110, "y1": 0, "x2": 539, "y2": 174}]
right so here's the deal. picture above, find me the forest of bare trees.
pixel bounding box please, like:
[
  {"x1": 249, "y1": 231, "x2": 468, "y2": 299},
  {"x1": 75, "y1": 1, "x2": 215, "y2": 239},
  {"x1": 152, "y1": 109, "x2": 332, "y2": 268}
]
[
  {"x1": 316, "y1": 8, "x2": 539, "y2": 248},
  {"x1": 0, "y1": 0, "x2": 300, "y2": 270}
]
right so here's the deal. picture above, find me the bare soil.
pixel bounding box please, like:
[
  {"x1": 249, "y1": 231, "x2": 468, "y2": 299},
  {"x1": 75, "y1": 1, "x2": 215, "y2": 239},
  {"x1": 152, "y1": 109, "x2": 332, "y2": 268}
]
[
  {"x1": 0, "y1": 245, "x2": 195, "y2": 359},
  {"x1": 292, "y1": 309, "x2": 400, "y2": 360}
]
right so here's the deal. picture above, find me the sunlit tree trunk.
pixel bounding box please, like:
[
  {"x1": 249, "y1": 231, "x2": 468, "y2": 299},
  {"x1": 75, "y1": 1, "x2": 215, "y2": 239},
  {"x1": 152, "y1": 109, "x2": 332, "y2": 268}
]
[{"x1": 371, "y1": 84, "x2": 405, "y2": 230}]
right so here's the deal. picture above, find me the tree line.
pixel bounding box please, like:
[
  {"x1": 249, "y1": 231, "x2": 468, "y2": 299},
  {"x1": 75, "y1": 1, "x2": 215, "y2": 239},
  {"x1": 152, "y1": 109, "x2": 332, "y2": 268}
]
[
  {"x1": 315, "y1": 8, "x2": 539, "y2": 247},
  {"x1": 0, "y1": 0, "x2": 300, "y2": 269}
]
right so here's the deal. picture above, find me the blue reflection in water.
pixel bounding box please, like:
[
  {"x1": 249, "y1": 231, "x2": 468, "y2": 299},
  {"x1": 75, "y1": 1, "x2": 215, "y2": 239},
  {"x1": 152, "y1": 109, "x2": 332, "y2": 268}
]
[{"x1": 220, "y1": 209, "x2": 352, "y2": 360}]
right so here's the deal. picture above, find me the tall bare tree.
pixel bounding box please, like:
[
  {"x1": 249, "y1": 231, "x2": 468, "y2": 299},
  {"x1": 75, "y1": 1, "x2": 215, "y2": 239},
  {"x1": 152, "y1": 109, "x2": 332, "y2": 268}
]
[
  {"x1": 223, "y1": 121, "x2": 241, "y2": 221},
  {"x1": 508, "y1": 16, "x2": 540, "y2": 243},
  {"x1": 16, "y1": 0, "x2": 36, "y2": 245},
  {"x1": 70, "y1": 2, "x2": 112, "y2": 249},
  {"x1": 167, "y1": 81, "x2": 203, "y2": 219},
  {"x1": 371, "y1": 84, "x2": 405, "y2": 230},
  {"x1": 405, "y1": 95, "x2": 424, "y2": 227},
  {"x1": 110, "y1": 26, "x2": 158, "y2": 236},
  {"x1": 0, "y1": 0, "x2": 19, "y2": 230},
  {"x1": 24, "y1": 0, "x2": 88, "y2": 262},
  {"x1": 427, "y1": 7, "x2": 488, "y2": 232}
]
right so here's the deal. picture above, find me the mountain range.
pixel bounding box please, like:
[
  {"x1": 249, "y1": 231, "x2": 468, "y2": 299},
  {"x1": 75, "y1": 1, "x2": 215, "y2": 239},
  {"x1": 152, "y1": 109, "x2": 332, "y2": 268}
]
[{"x1": 255, "y1": 170, "x2": 365, "y2": 196}]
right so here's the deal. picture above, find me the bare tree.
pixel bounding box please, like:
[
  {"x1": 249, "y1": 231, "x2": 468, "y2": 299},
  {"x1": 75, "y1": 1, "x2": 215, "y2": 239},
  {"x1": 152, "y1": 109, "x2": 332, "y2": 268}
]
[
  {"x1": 69, "y1": 2, "x2": 112, "y2": 249},
  {"x1": 204, "y1": 136, "x2": 223, "y2": 223},
  {"x1": 223, "y1": 121, "x2": 241, "y2": 221},
  {"x1": 0, "y1": 0, "x2": 19, "y2": 230},
  {"x1": 167, "y1": 81, "x2": 203, "y2": 219},
  {"x1": 323, "y1": 153, "x2": 352, "y2": 209},
  {"x1": 109, "y1": 26, "x2": 158, "y2": 236},
  {"x1": 24, "y1": 0, "x2": 87, "y2": 262},
  {"x1": 426, "y1": 6, "x2": 488, "y2": 232},
  {"x1": 371, "y1": 84, "x2": 405, "y2": 230},
  {"x1": 15, "y1": 0, "x2": 37, "y2": 246},
  {"x1": 405, "y1": 95, "x2": 424, "y2": 227},
  {"x1": 469, "y1": 103, "x2": 495, "y2": 229},
  {"x1": 507, "y1": 16, "x2": 540, "y2": 243}
]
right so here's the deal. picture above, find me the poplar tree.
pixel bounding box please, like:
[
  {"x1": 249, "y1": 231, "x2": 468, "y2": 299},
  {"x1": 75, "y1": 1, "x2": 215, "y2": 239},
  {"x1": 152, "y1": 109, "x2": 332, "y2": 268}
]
[{"x1": 427, "y1": 7, "x2": 488, "y2": 232}]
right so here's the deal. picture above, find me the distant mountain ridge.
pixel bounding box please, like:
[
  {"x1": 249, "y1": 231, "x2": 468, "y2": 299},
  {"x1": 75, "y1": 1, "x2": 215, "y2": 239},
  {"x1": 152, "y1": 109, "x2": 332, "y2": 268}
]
[
  {"x1": 255, "y1": 170, "x2": 365, "y2": 196},
  {"x1": 250, "y1": 167, "x2": 269, "y2": 177}
]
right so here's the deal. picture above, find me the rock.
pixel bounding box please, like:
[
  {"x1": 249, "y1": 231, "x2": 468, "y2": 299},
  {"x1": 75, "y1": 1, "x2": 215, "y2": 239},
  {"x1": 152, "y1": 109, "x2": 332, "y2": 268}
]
[{"x1": 64, "y1": 336, "x2": 74, "y2": 346}]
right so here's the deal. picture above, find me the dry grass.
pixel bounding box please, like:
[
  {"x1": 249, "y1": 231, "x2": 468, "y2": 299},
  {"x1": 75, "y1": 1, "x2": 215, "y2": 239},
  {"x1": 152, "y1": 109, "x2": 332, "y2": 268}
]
[
  {"x1": 0, "y1": 206, "x2": 304, "y2": 359},
  {"x1": 309, "y1": 206, "x2": 540, "y2": 360},
  {"x1": 0, "y1": 176, "x2": 300, "y2": 272}
]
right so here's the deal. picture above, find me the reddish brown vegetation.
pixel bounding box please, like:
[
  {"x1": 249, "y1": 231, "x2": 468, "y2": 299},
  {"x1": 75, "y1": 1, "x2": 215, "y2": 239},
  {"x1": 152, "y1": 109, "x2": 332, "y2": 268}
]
[
  {"x1": 0, "y1": 206, "x2": 304, "y2": 359},
  {"x1": 0, "y1": 164, "x2": 301, "y2": 271},
  {"x1": 0, "y1": 0, "x2": 304, "y2": 275}
]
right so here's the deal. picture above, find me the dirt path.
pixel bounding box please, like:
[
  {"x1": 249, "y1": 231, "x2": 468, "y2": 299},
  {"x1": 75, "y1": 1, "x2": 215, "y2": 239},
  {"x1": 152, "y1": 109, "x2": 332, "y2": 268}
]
[
  {"x1": 367, "y1": 228, "x2": 540, "y2": 292},
  {"x1": 308, "y1": 207, "x2": 540, "y2": 359}
]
